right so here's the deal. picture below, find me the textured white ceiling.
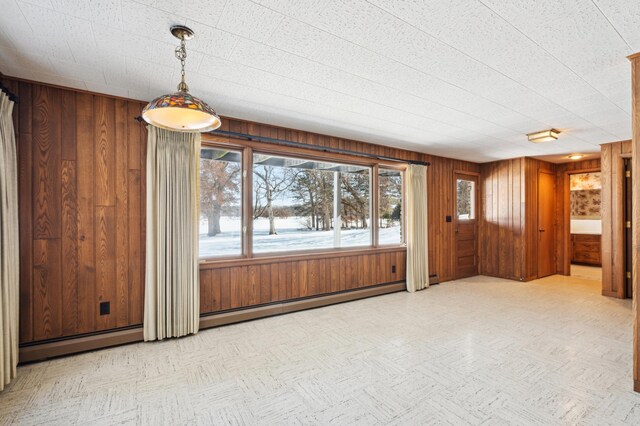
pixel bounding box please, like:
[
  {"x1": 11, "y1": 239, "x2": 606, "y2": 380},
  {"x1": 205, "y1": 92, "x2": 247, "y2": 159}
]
[{"x1": 0, "y1": 0, "x2": 637, "y2": 162}]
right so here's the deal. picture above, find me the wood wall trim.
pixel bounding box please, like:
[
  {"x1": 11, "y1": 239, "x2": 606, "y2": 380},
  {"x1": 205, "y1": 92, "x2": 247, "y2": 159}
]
[
  {"x1": 19, "y1": 282, "x2": 405, "y2": 363},
  {"x1": 19, "y1": 327, "x2": 144, "y2": 363},
  {"x1": 454, "y1": 169, "x2": 480, "y2": 176},
  {"x1": 557, "y1": 163, "x2": 602, "y2": 276},
  {"x1": 2, "y1": 75, "x2": 148, "y2": 105},
  {"x1": 630, "y1": 55, "x2": 640, "y2": 392},
  {"x1": 200, "y1": 246, "x2": 406, "y2": 269}
]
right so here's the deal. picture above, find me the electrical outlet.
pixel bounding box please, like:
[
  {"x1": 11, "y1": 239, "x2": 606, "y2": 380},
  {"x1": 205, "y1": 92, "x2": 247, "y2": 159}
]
[
  {"x1": 392, "y1": 265, "x2": 396, "y2": 273},
  {"x1": 100, "y1": 301, "x2": 110, "y2": 316}
]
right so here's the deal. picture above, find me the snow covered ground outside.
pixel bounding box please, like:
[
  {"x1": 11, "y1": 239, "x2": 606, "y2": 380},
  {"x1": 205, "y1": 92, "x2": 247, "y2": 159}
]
[{"x1": 199, "y1": 216, "x2": 402, "y2": 257}]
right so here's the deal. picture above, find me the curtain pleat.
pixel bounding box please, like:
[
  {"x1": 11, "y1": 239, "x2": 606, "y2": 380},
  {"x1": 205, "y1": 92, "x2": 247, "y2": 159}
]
[
  {"x1": 144, "y1": 126, "x2": 200, "y2": 341},
  {"x1": 0, "y1": 92, "x2": 19, "y2": 391},
  {"x1": 406, "y1": 164, "x2": 429, "y2": 292}
]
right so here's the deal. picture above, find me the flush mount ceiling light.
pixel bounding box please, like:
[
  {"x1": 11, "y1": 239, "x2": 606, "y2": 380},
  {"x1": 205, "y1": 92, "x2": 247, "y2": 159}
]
[
  {"x1": 527, "y1": 128, "x2": 560, "y2": 143},
  {"x1": 567, "y1": 154, "x2": 584, "y2": 160},
  {"x1": 142, "y1": 25, "x2": 221, "y2": 132}
]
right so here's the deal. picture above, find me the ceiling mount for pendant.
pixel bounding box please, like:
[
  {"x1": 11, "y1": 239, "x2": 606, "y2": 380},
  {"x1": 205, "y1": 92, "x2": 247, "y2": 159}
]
[
  {"x1": 170, "y1": 25, "x2": 195, "y2": 41},
  {"x1": 141, "y1": 25, "x2": 221, "y2": 133}
]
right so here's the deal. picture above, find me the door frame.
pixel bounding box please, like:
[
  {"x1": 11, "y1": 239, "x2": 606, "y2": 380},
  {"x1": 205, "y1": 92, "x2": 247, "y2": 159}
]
[
  {"x1": 560, "y1": 167, "x2": 601, "y2": 276},
  {"x1": 453, "y1": 170, "x2": 480, "y2": 279},
  {"x1": 625, "y1": 158, "x2": 633, "y2": 299}
]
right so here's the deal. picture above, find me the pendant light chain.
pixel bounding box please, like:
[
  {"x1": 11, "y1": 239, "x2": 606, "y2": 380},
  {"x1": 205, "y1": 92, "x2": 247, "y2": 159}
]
[{"x1": 175, "y1": 37, "x2": 189, "y2": 92}]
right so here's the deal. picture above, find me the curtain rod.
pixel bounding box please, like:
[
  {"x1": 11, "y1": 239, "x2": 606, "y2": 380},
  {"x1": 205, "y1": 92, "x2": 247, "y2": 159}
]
[
  {"x1": 133, "y1": 116, "x2": 430, "y2": 166},
  {"x1": 0, "y1": 82, "x2": 18, "y2": 103}
]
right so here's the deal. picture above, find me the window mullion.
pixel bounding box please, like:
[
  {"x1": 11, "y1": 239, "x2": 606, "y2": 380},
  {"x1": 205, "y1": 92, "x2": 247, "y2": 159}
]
[
  {"x1": 243, "y1": 147, "x2": 253, "y2": 258},
  {"x1": 334, "y1": 170, "x2": 341, "y2": 248},
  {"x1": 372, "y1": 164, "x2": 379, "y2": 248}
]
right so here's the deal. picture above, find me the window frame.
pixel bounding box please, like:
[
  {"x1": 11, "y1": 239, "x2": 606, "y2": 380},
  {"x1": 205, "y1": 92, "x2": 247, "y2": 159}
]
[
  {"x1": 455, "y1": 177, "x2": 477, "y2": 221},
  {"x1": 198, "y1": 140, "x2": 248, "y2": 262},
  {"x1": 250, "y1": 150, "x2": 375, "y2": 256},
  {"x1": 199, "y1": 135, "x2": 408, "y2": 264},
  {"x1": 376, "y1": 165, "x2": 407, "y2": 247}
]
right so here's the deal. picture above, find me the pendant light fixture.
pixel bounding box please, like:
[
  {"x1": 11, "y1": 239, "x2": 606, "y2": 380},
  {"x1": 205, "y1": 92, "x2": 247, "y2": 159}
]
[{"x1": 142, "y1": 25, "x2": 221, "y2": 132}]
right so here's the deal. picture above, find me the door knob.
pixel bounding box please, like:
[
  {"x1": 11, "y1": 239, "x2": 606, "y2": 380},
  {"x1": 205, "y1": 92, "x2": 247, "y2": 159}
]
[{"x1": 539, "y1": 229, "x2": 545, "y2": 232}]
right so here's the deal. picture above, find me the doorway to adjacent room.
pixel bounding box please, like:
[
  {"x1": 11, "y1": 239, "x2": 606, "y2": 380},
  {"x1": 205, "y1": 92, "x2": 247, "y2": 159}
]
[{"x1": 565, "y1": 169, "x2": 603, "y2": 284}]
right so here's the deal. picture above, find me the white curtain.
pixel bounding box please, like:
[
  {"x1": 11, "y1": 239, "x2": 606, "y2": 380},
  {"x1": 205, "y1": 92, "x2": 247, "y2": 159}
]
[
  {"x1": 144, "y1": 126, "x2": 201, "y2": 341},
  {"x1": 0, "y1": 91, "x2": 19, "y2": 391},
  {"x1": 406, "y1": 164, "x2": 429, "y2": 292}
]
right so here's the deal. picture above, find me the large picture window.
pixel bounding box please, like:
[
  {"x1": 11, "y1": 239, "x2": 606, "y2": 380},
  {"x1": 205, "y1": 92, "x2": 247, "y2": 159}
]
[
  {"x1": 198, "y1": 142, "x2": 405, "y2": 260},
  {"x1": 378, "y1": 168, "x2": 403, "y2": 245},
  {"x1": 252, "y1": 153, "x2": 372, "y2": 253},
  {"x1": 199, "y1": 147, "x2": 242, "y2": 257}
]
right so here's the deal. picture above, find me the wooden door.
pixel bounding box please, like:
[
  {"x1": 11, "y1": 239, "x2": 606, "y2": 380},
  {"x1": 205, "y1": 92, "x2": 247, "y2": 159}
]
[
  {"x1": 454, "y1": 173, "x2": 478, "y2": 279},
  {"x1": 625, "y1": 159, "x2": 633, "y2": 298},
  {"x1": 537, "y1": 170, "x2": 556, "y2": 278}
]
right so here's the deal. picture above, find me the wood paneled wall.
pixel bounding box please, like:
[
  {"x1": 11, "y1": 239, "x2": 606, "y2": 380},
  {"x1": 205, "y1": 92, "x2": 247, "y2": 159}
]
[
  {"x1": 4, "y1": 76, "x2": 478, "y2": 346},
  {"x1": 213, "y1": 117, "x2": 480, "y2": 283},
  {"x1": 479, "y1": 157, "x2": 557, "y2": 281},
  {"x1": 555, "y1": 157, "x2": 602, "y2": 276},
  {"x1": 479, "y1": 158, "x2": 526, "y2": 280},
  {"x1": 601, "y1": 141, "x2": 631, "y2": 298},
  {"x1": 3, "y1": 78, "x2": 148, "y2": 344},
  {"x1": 200, "y1": 249, "x2": 405, "y2": 313},
  {"x1": 426, "y1": 157, "x2": 481, "y2": 282}
]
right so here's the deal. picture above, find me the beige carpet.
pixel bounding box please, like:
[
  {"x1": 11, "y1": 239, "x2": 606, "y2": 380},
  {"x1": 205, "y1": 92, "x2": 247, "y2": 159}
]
[{"x1": 0, "y1": 273, "x2": 637, "y2": 425}]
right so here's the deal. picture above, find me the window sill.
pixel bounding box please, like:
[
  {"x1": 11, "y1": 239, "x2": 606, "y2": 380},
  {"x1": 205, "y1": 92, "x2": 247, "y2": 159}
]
[{"x1": 199, "y1": 245, "x2": 407, "y2": 269}]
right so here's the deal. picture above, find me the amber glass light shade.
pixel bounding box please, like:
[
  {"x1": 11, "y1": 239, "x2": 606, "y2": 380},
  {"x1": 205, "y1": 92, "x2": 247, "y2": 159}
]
[{"x1": 142, "y1": 91, "x2": 221, "y2": 132}]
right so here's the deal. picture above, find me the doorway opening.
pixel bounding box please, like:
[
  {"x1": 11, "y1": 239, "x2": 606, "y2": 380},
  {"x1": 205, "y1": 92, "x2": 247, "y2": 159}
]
[{"x1": 566, "y1": 170, "x2": 602, "y2": 283}]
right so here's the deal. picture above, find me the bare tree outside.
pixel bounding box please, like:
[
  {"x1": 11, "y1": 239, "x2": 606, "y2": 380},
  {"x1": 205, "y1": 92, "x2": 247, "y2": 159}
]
[
  {"x1": 290, "y1": 170, "x2": 334, "y2": 231},
  {"x1": 200, "y1": 152, "x2": 378, "y2": 257},
  {"x1": 253, "y1": 166, "x2": 297, "y2": 235},
  {"x1": 200, "y1": 154, "x2": 241, "y2": 237},
  {"x1": 457, "y1": 179, "x2": 473, "y2": 219}
]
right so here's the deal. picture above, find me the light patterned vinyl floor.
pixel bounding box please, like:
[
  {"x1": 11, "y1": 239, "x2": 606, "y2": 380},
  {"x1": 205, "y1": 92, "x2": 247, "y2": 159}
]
[
  {"x1": 570, "y1": 264, "x2": 602, "y2": 282},
  {"x1": 1, "y1": 274, "x2": 638, "y2": 425}
]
